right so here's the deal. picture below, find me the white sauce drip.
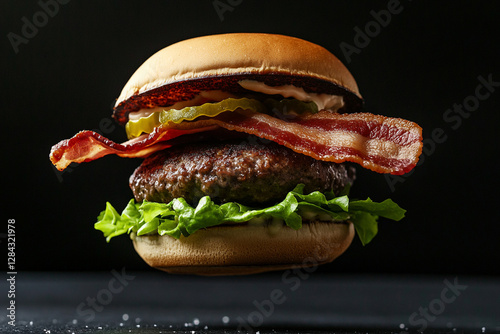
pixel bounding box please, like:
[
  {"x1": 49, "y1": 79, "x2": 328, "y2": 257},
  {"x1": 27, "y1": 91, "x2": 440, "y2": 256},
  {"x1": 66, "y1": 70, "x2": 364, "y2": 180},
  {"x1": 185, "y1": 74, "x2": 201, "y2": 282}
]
[{"x1": 238, "y1": 79, "x2": 344, "y2": 111}]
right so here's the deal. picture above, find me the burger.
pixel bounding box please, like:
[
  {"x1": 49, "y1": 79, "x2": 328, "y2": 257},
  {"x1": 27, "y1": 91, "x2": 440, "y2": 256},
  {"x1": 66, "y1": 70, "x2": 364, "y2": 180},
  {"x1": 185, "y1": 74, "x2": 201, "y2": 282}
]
[{"x1": 50, "y1": 33, "x2": 422, "y2": 275}]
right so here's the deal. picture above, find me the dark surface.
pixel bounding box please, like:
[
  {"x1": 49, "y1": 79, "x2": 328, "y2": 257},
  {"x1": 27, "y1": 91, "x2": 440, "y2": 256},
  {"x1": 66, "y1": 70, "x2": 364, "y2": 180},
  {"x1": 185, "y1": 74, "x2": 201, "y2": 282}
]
[{"x1": 1, "y1": 272, "x2": 499, "y2": 333}]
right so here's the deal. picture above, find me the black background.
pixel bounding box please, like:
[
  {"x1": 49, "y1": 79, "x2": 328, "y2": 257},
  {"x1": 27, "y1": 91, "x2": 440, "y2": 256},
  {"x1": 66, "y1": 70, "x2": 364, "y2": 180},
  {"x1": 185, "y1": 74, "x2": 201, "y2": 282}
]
[{"x1": 2, "y1": 0, "x2": 499, "y2": 275}]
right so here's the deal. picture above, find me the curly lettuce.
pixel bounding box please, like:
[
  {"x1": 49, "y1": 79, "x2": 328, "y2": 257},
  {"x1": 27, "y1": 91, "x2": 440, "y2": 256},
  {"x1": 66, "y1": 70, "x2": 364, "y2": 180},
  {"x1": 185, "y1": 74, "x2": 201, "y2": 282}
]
[{"x1": 95, "y1": 184, "x2": 405, "y2": 246}]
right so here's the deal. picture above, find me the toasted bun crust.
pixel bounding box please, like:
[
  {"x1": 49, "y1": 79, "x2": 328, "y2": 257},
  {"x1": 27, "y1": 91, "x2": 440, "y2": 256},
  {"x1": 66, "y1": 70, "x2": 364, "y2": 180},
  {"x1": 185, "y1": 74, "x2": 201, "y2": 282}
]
[
  {"x1": 132, "y1": 221, "x2": 354, "y2": 275},
  {"x1": 113, "y1": 33, "x2": 363, "y2": 125},
  {"x1": 117, "y1": 33, "x2": 360, "y2": 104}
]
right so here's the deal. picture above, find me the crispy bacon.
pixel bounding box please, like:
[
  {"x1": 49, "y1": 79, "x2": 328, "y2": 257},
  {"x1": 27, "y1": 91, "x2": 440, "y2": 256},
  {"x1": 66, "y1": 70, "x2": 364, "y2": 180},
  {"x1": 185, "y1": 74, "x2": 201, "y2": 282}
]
[
  {"x1": 192, "y1": 111, "x2": 422, "y2": 175},
  {"x1": 50, "y1": 111, "x2": 422, "y2": 175},
  {"x1": 50, "y1": 126, "x2": 218, "y2": 171}
]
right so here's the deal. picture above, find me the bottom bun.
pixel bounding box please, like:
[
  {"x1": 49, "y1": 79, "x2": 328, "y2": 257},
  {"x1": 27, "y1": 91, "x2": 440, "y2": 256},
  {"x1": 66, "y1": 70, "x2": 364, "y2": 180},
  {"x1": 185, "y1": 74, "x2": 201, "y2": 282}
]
[{"x1": 132, "y1": 221, "x2": 354, "y2": 275}]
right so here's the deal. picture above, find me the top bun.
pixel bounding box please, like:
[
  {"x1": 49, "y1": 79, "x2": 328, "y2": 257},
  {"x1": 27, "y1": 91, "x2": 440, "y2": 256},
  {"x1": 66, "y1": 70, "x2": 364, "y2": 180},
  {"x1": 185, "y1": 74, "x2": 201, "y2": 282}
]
[{"x1": 113, "y1": 33, "x2": 362, "y2": 125}]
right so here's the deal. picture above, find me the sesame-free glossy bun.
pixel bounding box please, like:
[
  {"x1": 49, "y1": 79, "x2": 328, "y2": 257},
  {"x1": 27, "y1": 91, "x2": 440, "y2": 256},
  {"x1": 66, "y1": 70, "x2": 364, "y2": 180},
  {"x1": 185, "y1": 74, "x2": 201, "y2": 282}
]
[
  {"x1": 113, "y1": 33, "x2": 363, "y2": 125},
  {"x1": 132, "y1": 221, "x2": 354, "y2": 276}
]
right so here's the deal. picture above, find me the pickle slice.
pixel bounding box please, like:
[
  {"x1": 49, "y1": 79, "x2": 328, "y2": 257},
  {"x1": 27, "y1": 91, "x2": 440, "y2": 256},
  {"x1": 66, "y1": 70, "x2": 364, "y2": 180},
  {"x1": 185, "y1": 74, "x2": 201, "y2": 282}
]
[
  {"x1": 125, "y1": 97, "x2": 319, "y2": 139},
  {"x1": 125, "y1": 110, "x2": 161, "y2": 139},
  {"x1": 125, "y1": 98, "x2": 264, "y2": 139},
  {"x1": 159, "y1": 98, "x2": 264, "y2": 124}
]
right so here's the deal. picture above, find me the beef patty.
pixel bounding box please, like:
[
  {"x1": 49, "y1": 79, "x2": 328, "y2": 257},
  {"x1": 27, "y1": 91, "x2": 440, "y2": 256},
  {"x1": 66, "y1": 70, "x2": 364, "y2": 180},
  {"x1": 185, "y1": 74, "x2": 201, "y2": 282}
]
[{"x1": 130, "y1": 138, "x2": 356, "y2": 206}]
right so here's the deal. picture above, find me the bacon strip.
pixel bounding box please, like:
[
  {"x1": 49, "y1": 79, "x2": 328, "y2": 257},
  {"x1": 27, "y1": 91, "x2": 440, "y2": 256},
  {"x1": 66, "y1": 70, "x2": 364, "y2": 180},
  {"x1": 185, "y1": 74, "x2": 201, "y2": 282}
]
[
  {"x1": 196, "y1": 111, "x2": 422, "y2": 174},
  {"x1": 50, "y1": 126, "x2": 218, "y2": 171},
  {"x1": 50, "y1": 111, "x2": 422, "y2": 175}
]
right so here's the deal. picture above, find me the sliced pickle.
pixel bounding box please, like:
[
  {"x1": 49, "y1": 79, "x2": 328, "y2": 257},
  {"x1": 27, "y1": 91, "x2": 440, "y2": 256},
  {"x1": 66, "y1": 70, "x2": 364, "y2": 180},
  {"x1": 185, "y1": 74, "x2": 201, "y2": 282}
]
[
  {"x1": 125, "y1": 110, "x2": 161, "y2": 139},
  {"x1": 159, "y1": 98, "x2": 264, "y2": 124},
  {"x1": 125, "y1": 97, "x2": 318, "y2": 139},
  {"x1": 125, "y1": 98, "x2": 264, "y2": 139}
]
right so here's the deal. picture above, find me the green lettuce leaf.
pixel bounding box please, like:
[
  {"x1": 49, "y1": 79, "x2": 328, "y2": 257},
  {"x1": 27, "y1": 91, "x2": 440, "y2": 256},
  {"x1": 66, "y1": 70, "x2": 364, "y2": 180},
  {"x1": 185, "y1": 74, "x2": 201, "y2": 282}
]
[{"x1": 95, "y1": 184, "x2": 406, "y2": 245}]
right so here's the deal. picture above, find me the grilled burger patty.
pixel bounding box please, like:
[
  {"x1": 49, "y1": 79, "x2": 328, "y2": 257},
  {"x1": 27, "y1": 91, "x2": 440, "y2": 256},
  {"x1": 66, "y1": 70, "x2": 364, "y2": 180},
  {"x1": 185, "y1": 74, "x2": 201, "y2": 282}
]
[{"x1": 130, "y1": 138, "x2": 356, "y2": 206}]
